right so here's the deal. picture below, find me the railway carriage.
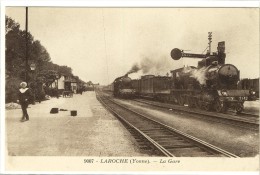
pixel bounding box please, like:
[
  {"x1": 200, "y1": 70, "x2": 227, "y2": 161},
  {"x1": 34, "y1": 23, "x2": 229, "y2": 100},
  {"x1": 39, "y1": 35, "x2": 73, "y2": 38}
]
[
  {"x1": 137, "y1": 75, "x2": 172, "y2": 101},
  {"x1": 238, "y1": 78, "x2": 259, "y2": 99}
]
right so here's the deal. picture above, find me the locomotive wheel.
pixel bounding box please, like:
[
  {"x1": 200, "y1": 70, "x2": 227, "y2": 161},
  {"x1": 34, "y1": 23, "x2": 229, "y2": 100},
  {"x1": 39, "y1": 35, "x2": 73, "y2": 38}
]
[
  {"x1": 214, "y1": 100, "x2": 224, "y2": 113},
  {"x1": 214, "y1": 100, "x2": 227, "y2": 113},
  {"x1": 177, "y1": 96, "x2": 181, "y2": 105},
  {"x1": 236, "y1": 103, "x2": 244, "y2": 114},
  {"x1": 204, "y1": 103, "x2": 211, "y2": 111},
  {"x1": 194, "y1": 99, "x2": 200, "y2": 109},
  {"x1": 188, "y1": 97, "x2": 194, "y2": 108},
  {"x1": 177, "y1": 96, "x2": 185, "y2": 106}
]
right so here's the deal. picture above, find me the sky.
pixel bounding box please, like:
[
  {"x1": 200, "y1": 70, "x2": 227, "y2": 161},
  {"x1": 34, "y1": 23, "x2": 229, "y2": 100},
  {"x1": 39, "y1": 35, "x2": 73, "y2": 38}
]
[{"x1": 5, "y1": 7, "x2": 259, "y2": 85}]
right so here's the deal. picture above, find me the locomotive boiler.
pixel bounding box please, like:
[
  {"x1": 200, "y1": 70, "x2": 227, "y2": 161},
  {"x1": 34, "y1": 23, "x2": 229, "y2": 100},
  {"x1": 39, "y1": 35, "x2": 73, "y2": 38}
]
[
  {"x1": 170, "y1": 38, "x2": 255, "y2": 113},
  {"x1": 113, "y1": 74, "x2": 136, "y2": 98}
]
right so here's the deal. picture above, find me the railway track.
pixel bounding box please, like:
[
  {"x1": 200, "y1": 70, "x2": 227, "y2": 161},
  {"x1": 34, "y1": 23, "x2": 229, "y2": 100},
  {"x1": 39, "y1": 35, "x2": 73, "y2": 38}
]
[
  {"x1": 132, "y1": 98, "x2": 259, "y2": 131},
  {"x1": 97, "y1": 93, "x2": 238, "y2": 157},
  {"x1": 237, "y1": 112, "x2": 259, "y2": 118}
]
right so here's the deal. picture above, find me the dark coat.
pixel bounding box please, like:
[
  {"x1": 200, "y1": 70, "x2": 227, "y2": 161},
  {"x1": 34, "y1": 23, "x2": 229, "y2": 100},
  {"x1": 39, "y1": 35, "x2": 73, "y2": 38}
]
[{"x1": 18, "y1": 88, "x2": 33, "y2": 105}]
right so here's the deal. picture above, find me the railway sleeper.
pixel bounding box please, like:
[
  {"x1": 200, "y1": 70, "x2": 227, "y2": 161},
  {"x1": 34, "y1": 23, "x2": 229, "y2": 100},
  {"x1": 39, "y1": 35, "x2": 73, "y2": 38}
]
[
  {"x1": 137, "y1": 125, "x2": 162, "y2": 128},
  {"x1": 124, "y1": 130, "x2": 158, "y2": 150},
  {"x1": 155, "y1": 137, "x2": 191, "y2": 144},
  {"x1": 150, "y1": 137, "x2": 178, "y2": 141},
  {"x1": 135, "y1": 139, "x2": 150, "y2": 143},
  {"x1": 153, "y1": 139, "x2": 189, "y2": 144},
  {"x1": 120, "y1": 124, "x2": 148, "y2": 139},
  {"x1": 136, "y1": 125, "x2": 161, "y2": 128},
  {"x1": 125, "y1": 127, "x2": 136, "y2": 131},
  {"x1": 123, "y1": 128, "x2": 138, "y2": 135},
  {"x1": 158, "y1": 140, "x2": 194, "y2": 145},
  {"x1": 150, "y1": 135, "x2": 182, "y2": 139},
  {"x1": 175, "y1": 151, "x2": 212, "y2": 157},
  {"x1": 155, "y1": 139, "x2": 186, "y2": 144},
  {"x1": 143, "y1": 133, "x2": 173, "y2": 136},
  {"x1": 131, "y1": 134, "x2": 144, "y2": 138},
  {"x1": 137, "y1": 142, "x2": 152, "y2": 146},
  {"x1": 141, "y1": 129, "x2": 165, "y2": 132},
  {"x1": 137, "y1": 126, "x2": 162, "y2": 131},
  {"x1": 204, "y1": 154, "x2": 227, "y2": 157},
  {"x1": 155, "y1": 135, "x2": 186, "y2": 139},
  {"x1": 139, "y1": 146, "x2": 153, "y2": 150},
  {"x1": 143, "y1": 133, "x2": 175, "y2": 137},
  {"x1": 133, "y1": 135, "x2": 148, "y2": 139},
  {"x1": 144, "y1": 133, "x2": 174, "y2": 136},
  {"x1": 152, "y1": 139, "x2": 183, "y2": 143},
  {"x1": 141, "y1": 128, "x2": 167, "y2": 131},
  {"x1": 167, "y1": 147, "x2": 209, "y2": 154},
  {"x1": 160, "y1": 144, "x2": 196, "y2": 149},
  {"x1": 142, "y1": 131, "x2": 169, "y2": 134}
]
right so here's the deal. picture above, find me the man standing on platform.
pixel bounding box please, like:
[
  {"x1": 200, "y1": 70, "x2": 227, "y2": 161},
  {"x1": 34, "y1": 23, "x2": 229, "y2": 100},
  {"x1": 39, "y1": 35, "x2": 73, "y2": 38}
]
[{"x1": 17, "y1": 82, "x2": 33, "y2": 122}]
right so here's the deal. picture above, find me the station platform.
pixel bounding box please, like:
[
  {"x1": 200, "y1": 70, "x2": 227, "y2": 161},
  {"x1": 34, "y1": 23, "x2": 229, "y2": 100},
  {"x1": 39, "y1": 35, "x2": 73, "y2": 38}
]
[{"x1": 5, "y1": 91, "x2": 147, "y2": 156}]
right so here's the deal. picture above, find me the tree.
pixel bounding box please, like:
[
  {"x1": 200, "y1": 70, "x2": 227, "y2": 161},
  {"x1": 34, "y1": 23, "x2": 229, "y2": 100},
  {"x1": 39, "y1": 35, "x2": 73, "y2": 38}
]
[
  {"x1": 5, "y1": 16, "x2": 34, "y2": 79},
  {"x1": 5, "y1": 16, "x2": 20, "y2": 34},
  {"x1": 30, "y1": 40, "x2": 51, "y2": 74},
  {"x1": 5, "y1": 16, "x2": 83, "y2": 102}
]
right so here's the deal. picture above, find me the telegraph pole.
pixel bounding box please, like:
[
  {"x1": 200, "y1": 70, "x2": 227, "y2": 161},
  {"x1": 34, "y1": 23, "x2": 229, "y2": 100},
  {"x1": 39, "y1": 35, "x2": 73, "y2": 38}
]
[{"x1": 25, "y1": 7, "x2": 28, "y2": 83}]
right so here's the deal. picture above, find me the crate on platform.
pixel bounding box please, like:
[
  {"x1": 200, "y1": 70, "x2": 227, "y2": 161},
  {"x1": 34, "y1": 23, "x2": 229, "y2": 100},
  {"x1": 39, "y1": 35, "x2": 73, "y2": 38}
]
[
  {"x1": 71, "y1": 110, "x2": 77, "y2": 116},
  {"x1": 50, "y1": 108, "x2": 59, "y2": 114}
]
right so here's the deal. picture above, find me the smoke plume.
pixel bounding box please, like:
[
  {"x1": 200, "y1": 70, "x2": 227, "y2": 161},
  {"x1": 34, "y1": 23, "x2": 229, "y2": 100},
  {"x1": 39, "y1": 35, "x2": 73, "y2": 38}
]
[
  {"x1": 183, "y1": 66, "x2": 208, "y2": 85},
  {"x1": 126, "y1": 63, "x2": 140, "y2": 75},
  {"x1": 126, "y1": 55, "x2": 173, "y2": 76},
  {"x1": 141, "y1": 56, "x2": 174, "y2": 75},
  {"x1": 126, "y1": 56, "x2": 208, "y2": 85}
]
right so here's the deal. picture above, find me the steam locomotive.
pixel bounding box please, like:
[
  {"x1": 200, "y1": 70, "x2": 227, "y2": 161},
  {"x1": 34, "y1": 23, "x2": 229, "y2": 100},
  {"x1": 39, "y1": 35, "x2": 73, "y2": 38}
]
[
  {"x1": 110, "y1": 35, "x2": 256, "y2": 113},
  {"x1": 113, "y1": 75, "x2": 136, "y2": 98},
  {"x1": 167, "y1": 41, "x2": 256, "y2": 113}
]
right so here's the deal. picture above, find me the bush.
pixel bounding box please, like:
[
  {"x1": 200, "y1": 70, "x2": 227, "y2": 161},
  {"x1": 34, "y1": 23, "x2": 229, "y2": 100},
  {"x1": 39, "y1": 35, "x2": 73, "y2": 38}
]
[
  {"x1": 5, "y1": 77, "x2": 22, "y2": 103},
  {"x1": 44, "y1": 87, "x2": 58, "y2": 97},
  {"x1": 6, "y1": 77, "x2": 47, "y2": 103}
]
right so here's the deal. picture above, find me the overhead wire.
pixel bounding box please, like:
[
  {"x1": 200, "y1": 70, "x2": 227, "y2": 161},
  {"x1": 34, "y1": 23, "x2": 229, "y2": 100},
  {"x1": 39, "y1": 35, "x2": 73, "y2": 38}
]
[
  {"x1": 201, "y1": 46, "x2": 209, "y2": 54},
  {"x1": 102, "y1": 9, "x2": 110, "y2": 85}
]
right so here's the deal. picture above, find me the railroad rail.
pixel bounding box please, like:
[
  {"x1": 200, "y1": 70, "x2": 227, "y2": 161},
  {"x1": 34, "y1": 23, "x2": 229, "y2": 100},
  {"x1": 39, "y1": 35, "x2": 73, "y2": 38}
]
[
  {"x1": 96, "y1": 93, "x2": 238, "y2": 157},
  {"x1": 132, "y1": 98, "x2": 259, "y2": 131},
  {"x1": 237, "y1": 112, "x2": 259, "y2": 118}
]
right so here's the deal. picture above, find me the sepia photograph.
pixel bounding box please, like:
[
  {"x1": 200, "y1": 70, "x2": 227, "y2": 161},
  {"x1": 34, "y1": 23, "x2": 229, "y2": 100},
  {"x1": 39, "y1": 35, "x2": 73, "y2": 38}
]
[{"x1": 1, "y1": 1, "x2": 259, "y2": 173}]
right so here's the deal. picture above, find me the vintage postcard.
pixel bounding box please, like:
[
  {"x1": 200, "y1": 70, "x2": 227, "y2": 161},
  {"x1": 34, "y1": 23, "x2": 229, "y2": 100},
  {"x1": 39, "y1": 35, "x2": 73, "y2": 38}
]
[{"x1": 1, "y1": 1, "x2": 259, "y2": 174}]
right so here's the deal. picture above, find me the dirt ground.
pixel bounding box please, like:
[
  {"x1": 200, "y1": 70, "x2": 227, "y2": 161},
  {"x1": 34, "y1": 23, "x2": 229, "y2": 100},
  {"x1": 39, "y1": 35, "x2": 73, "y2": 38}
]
[
  {"x1": 5, "y1": 91, "x2": 148, "y2": 156},
  {"x1": 243, "y1": 100, "x2": 260, "y2": 115}
]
